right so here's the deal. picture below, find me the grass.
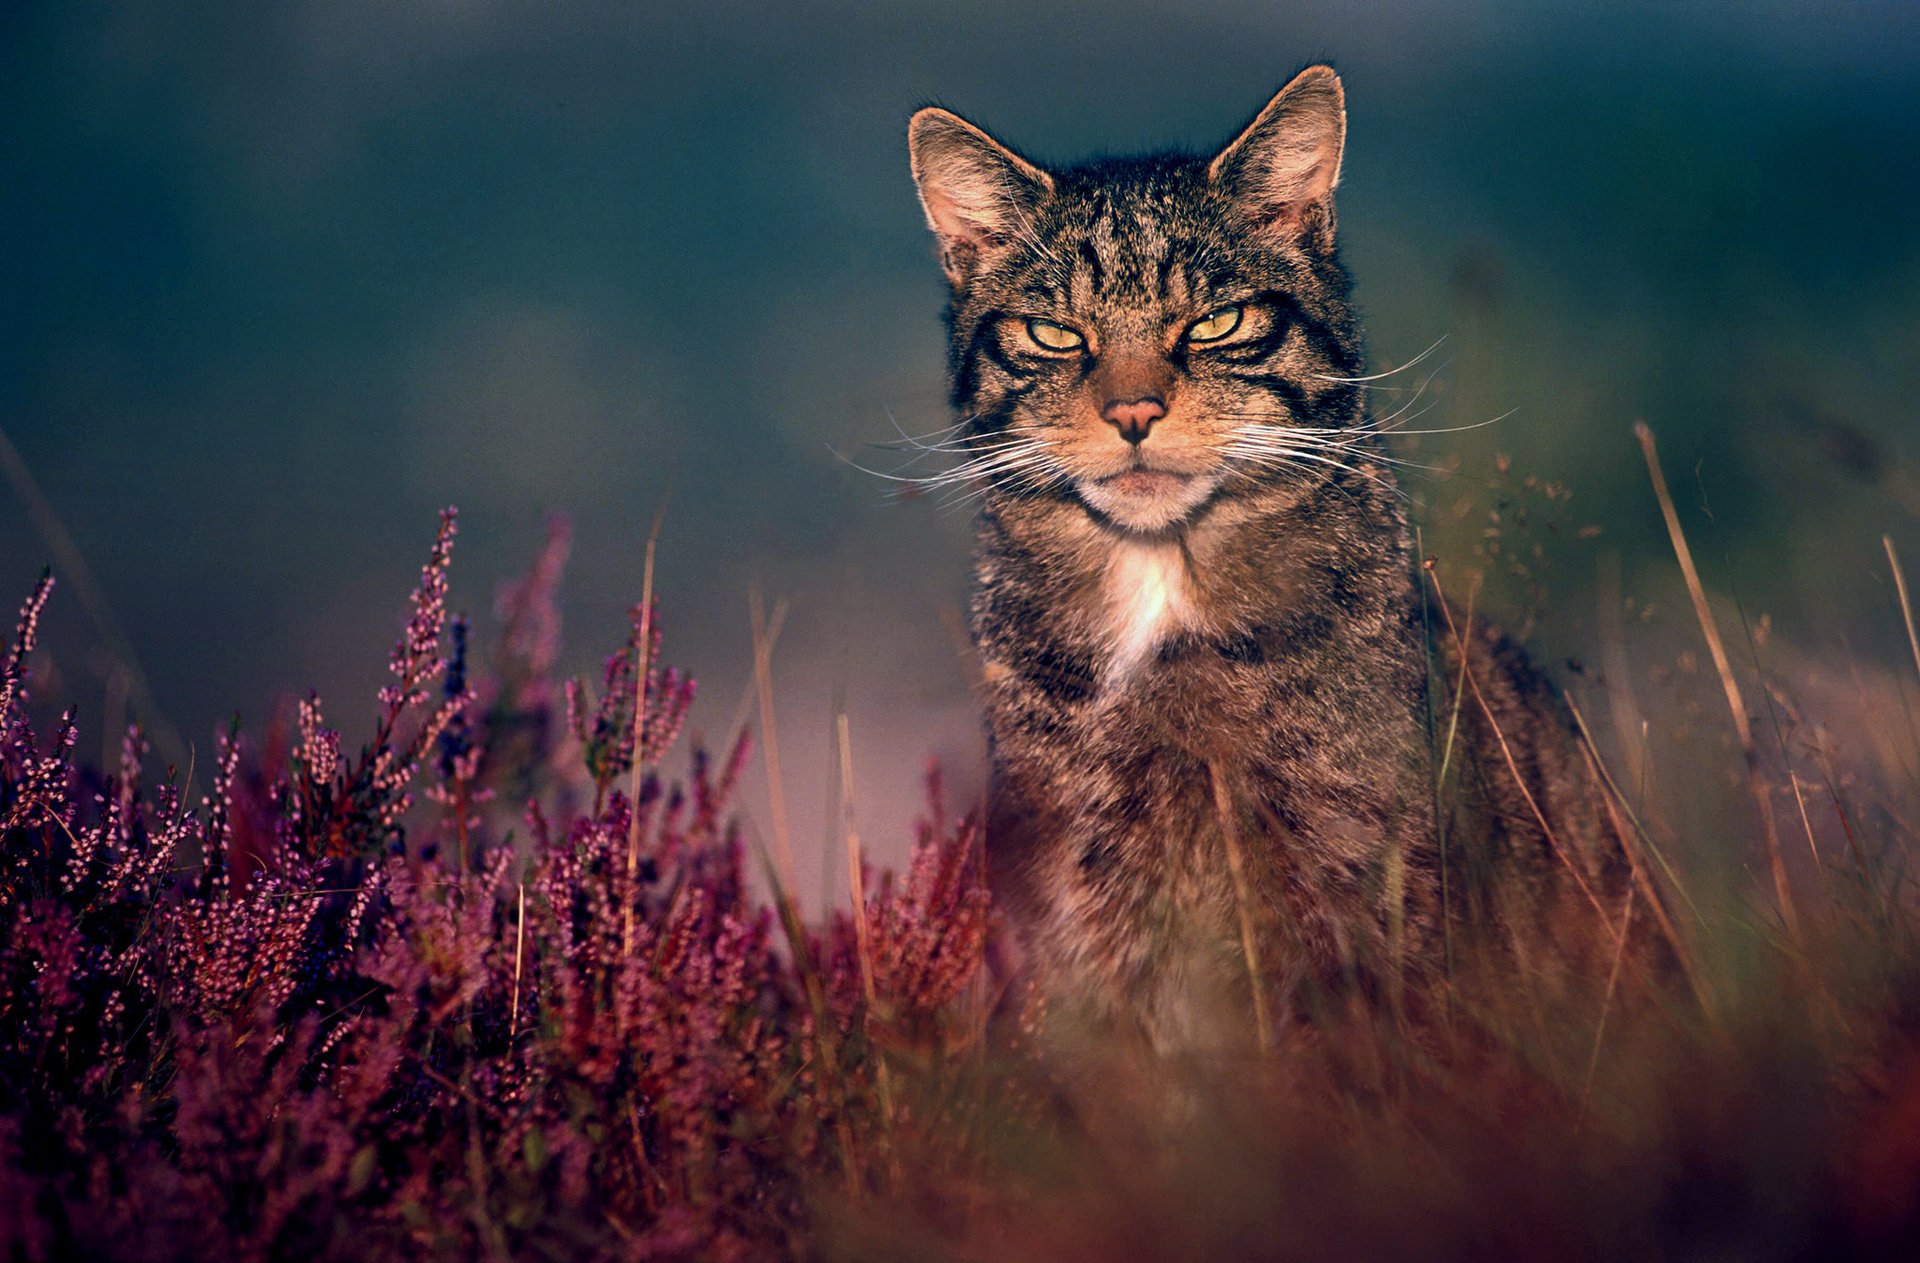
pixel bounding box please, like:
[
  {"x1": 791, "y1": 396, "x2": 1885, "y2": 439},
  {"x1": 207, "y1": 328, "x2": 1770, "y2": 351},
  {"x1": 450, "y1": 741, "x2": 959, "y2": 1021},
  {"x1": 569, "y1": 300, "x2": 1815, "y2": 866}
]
[{"x1": 3, "y1": 437, "x2": 1920, "y2": 1259}]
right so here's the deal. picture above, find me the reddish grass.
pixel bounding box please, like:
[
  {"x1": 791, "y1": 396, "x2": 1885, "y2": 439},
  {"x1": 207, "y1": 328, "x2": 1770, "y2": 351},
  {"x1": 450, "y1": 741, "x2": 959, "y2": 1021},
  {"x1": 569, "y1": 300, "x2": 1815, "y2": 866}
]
[{"x1": 3, "y1": 507, "x2": 1919, "y2": 1261}]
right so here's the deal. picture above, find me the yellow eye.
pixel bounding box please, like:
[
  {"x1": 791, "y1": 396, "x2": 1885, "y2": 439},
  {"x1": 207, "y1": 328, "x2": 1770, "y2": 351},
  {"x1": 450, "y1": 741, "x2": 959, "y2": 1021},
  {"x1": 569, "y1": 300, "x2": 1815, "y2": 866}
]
[
  {"x1": 1024, "y1": 318, "x2": 1086, "y2": 352},
  {"x1": 1186, "y1": 305, "x2": 1243, "y2": 344}
]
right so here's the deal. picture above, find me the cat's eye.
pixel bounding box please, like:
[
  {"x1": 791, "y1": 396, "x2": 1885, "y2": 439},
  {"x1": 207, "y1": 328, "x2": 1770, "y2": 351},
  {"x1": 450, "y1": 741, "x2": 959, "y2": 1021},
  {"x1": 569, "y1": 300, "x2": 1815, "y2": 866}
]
[
  {"x1": 1024, "y1": 318, "x2": 1086, "y2": 353},
  {"x1": 1185, "y1": 305, "x2": 1243, "y2": 344}
]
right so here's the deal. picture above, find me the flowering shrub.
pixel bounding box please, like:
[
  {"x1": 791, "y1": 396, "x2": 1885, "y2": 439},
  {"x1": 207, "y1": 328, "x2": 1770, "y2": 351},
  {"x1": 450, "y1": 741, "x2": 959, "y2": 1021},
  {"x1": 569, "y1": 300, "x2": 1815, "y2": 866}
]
[
  {"x1": 0, "y1": 511, "x2": 989, "y2": 1260},
  {"x1": 5, "y1": 509, "x2": 1920, "y2": 1261}
]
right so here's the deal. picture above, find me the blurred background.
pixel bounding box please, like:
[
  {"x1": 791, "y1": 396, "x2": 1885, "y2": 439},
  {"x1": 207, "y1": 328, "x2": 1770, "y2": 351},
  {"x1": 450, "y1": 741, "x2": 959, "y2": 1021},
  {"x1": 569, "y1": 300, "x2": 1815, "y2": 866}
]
[{"x1": 3, "y1": 0, "x2": 1918, "y2": 891}]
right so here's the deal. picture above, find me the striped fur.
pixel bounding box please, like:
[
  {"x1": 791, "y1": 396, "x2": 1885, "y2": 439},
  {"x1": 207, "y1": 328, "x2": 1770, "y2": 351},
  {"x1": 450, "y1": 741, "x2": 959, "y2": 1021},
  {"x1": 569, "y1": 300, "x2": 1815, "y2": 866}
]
[{"x1": 908, "y1": 67, "x2": 1646, "y2": 1050}]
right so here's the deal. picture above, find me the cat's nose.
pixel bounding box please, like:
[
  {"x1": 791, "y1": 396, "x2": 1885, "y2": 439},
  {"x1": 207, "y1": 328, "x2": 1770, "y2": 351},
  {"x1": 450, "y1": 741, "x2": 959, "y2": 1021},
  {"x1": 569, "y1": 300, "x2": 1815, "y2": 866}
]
[{"x1": 1103, "y1": 397, "x2": 1166, "y2": 445}]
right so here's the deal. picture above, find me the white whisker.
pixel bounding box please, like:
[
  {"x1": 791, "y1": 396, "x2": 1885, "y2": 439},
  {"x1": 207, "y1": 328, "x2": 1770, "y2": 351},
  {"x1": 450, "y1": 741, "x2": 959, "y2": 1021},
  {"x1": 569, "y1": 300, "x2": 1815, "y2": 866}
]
[
  {"x1": 1360, "y1": 361, "x2": 1446, "y2": 432},
  {"x1": 933, "y1": 449, "x2": 1069, "y2": 512},
  {"x1": 1220, "y1": 407, "x2": 1511, "y2": 441},
  {"x1": 1311, "y1": 335, "x2": 1447, "y2": 384},
  {"x1": 878, "y1": 404, "x2": 968, "y2": 448},
  {"x1": 830, "y1": 430, "x2": 1046, "y2": 490},
  {"x1": 1223, "y1": 424, "x2": 1446, "y2": 476},
  {"x1": 1220, "y1": 435, "x2": 1416, "y2": 504}
]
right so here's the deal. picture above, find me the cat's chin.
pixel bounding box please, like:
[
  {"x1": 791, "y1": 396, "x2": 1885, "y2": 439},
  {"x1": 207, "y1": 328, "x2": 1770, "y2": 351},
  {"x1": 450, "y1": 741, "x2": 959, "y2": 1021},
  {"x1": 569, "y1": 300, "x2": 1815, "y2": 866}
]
[{"x1": 1077, "y1": 470, "x2": 1216, "y2": 533}]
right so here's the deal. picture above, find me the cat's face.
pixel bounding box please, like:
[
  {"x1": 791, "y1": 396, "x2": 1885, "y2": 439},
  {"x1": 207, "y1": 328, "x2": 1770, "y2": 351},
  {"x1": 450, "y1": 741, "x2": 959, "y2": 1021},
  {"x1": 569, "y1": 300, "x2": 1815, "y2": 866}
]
[{"x1": 909, "y1": 67, "x2": 1365, "y2": 534}]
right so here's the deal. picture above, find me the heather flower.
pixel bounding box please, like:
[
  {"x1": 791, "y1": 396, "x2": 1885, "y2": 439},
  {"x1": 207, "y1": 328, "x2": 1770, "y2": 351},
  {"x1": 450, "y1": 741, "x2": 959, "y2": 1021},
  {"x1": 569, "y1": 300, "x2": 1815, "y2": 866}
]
[
  {"x1": 4, "y1": 507, "x2": 1907, "y2": 1260},
  {"x1": 861, "y1": 817, "x2": 989, "y2": 1016},
  {"x1": 571, "y1": 601, "x2": 696, "y2": 806},
  {"x1": 0, "y1": 707, "x2": 76, "y2": 840},
  {"x1": 814, "y1": 769, "x2": 990, "y2": 1069},
  {"x1": 379, "y1": 507, "x2": 458, "y2": 716},
  {"x1": 0, "y1": 571, "x2": 52, "y2": 724},
  {"x1": 297, "y1": 695, "x2": 341, "y2": 789}
]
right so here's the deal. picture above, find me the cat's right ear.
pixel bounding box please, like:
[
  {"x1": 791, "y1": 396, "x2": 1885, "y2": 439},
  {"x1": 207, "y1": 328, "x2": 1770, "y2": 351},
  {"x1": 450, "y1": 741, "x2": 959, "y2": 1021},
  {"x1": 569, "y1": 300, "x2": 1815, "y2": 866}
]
[
  {"x1": 908, "y1": 108, "x2": 1053, "y2": 289},
  {"x1": 1209, "y1": 65, "x2": 1346, "y2": 249}
]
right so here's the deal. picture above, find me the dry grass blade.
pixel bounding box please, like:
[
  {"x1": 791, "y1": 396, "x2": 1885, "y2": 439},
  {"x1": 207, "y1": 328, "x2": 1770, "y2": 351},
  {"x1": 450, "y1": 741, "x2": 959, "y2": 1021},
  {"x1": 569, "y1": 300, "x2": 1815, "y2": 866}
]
[
  {"x1": 1208, "y1": 762, "x2": 1272, "y2": 1053},
  {"x1": 0, "y1": 424, "x2": 185, "y2": 767},
  {"x1": 749, "y1": 587, "x2": 800, "y2": 901},
  {"x1": 1885, "y1": 534, "x2": 1920, "y2": 688},
  {"x1": 1580, "y1": 886, "x2": 1635, "y2": 1114},
  {"x1": 1635, "y1": 421, "x2": 1800, "y2": 943},
  {"x1": 1596, "y1": 550, "x2": 1653, "y2": 810},
  {"x1": 623, "y1": 499, "x2": 669, "y2": 958},
  {"x1": 1564, "y1": 696, "x2": 1710, "y2": 1003},
  {"x1": 1423, "y1": 561, "x2": 1618, "y2": 937},
  {"x1": 839, "y1": 713, "x2": 877, "y2": 1011},
  {"x1": 510, "y1": 880, "x2": 526, "y2": 1040},
  {"x1": 7, "y1": 504, "x2": 1920, "y2": 1256},
  {"x1": 743, "y1": 588, "x2": 866, "y2": 1185},
  {"x1": 838, "y1": 711, "x2": 898, "y2": 1144}
]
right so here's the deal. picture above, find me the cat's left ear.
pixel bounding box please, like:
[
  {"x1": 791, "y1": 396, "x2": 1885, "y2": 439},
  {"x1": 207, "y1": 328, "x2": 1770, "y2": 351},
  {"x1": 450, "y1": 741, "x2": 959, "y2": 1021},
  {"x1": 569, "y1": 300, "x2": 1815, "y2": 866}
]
[
  {"x1": 908, "y1": 107, "x2": 1054, "y2": 289},
  {"x1": 1209, "y1": 65, "x2": 1346, "y2": 249}
]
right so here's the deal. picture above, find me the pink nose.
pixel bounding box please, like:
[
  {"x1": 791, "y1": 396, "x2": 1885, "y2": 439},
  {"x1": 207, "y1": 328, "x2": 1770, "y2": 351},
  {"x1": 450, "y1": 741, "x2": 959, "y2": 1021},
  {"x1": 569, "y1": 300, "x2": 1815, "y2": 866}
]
[{"x1": 1103, "y1": 397, "x2": 1166, "y2": 445}]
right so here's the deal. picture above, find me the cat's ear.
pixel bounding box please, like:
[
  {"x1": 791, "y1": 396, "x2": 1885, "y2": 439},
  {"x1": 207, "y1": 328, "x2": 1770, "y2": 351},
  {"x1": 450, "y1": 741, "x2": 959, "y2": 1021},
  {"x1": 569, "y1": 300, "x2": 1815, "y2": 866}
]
[
  {"x1": 908, "y1": 108, "x2": 1054, "y2": 288},
  {"x1": 1209, "y1": 65, "x2": 1346, "y2": 248}
]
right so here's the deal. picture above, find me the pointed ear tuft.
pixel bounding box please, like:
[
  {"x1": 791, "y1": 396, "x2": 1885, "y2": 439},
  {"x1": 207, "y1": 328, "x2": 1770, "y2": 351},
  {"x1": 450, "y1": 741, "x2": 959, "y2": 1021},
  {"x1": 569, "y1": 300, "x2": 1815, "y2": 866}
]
[
  {"x1": 908, "y1": 108, "x2": 1053, "y2": 288},
  {"x1": 1209, "y1": 65, "x2": 1346, "y2": 247}
]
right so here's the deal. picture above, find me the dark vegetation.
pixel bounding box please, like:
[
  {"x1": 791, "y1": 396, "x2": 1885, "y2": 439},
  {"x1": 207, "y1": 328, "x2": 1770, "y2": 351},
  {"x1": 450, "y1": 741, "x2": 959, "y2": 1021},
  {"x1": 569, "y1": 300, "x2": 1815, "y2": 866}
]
[{"x1": 4, "y1": 493, "x2": 1920, "y2": 1260}]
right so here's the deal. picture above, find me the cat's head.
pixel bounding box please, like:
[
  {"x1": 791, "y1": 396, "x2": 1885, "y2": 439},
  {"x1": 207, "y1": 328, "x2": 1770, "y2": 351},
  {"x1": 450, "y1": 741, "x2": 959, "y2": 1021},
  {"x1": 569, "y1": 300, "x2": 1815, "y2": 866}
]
[{"x1": 908, "y1": 66, "x2": 1366, "y2": 534}]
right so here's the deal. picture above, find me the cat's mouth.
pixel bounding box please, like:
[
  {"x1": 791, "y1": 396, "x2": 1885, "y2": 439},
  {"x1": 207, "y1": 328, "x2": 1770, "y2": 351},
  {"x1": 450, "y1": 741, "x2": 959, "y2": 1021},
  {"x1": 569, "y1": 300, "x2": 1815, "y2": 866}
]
[
  {"x1": 1077, "y1": 464, "x2": 1218, "y2": 532},
  {"x1": 1097, "y1": 469, "x2": 1192, "y2": 497}
]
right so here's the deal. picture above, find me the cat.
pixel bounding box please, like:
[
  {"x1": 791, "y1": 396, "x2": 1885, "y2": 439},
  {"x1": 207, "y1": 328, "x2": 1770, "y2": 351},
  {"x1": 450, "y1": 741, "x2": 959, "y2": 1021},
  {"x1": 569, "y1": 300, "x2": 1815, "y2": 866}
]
[{"x1": 906, "y1": 66, "x2": 1658, "y2": 1051}]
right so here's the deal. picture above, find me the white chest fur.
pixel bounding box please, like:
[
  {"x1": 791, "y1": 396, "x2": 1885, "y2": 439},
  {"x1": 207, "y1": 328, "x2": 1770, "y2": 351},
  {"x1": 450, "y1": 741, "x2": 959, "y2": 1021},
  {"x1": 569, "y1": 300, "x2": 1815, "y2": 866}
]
[{"x1": 1100, "y1": 541, "x2": 1195, "y2": 683}]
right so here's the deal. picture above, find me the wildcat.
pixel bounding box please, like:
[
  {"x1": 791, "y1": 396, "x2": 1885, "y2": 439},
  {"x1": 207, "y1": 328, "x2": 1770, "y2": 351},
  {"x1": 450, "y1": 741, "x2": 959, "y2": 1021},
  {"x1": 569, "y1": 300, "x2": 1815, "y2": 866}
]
[{"x1": 907, "y1": 66, "x2": 1653, "y2": 1051}]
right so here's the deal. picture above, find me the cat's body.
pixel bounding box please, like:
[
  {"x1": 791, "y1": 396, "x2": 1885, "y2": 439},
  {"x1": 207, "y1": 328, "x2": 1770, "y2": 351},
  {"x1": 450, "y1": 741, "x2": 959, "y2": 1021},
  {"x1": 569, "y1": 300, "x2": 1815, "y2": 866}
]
[{"x1": 908, "y1": 68, "x2": 1646, "y2": 1048}]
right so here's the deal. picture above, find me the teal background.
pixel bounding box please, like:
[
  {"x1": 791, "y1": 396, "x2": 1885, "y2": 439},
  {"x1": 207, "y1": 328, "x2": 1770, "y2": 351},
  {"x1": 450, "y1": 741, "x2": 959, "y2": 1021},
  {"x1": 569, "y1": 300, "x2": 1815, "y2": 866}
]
[{"x1": 4, "y1": 1, "x2": 1917, "y2": 870}]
